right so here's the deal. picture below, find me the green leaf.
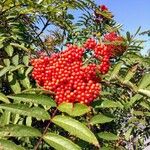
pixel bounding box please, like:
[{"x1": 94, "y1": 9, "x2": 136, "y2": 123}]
[
  {"x1": 0, "y1": 67, "x2": 11, "y2": 77},
  {"x1": 138, "y1": 73, "x2": 150, "y2": 89},
  {"x1": 52, "y1": 115, "x2": 99, "y2": 146},
  {"x1": 58, "y1": 103, "x2": 90, "y2": 116},
  {"x1": 0, "y1": 111, "x2": 10, "y2": 126},
  {"x1": 3, "y1": 59, "x2": 10, "y2": 67},
  {"x1": 26, "y1": 116, "x2": 32, "y2": 126},
  {"x1": 140, "y1": 101, "x2": 149, "y2": 110},
  {"x1": 0, "y1": 93, "x2": 10, "y2": 103},
  {"x1": 10, "y1": 43, "x2": 30, "y2": 52},
  {"x1": 124, "y1": 127, "x2": 133, "y2": 140},
  {"x1": 12, "y1": 55, "x2": 19, "y2": 66},
  {"x1": 20, "y1": 76, "x2": 31, "y2": 89},
  {"x1": 144, "y1": 112, "x2": 150, "y2": 116},
  {"x1": 123, "y1": 65, "x2": 137, "y2": 83},
  {"x1": 125, "y1": 94, "x2": 142, "y2": 108},
  {"x1": 8, "y1": 74, "x2": 21, "y2": 94},
  {"x1": 0, "y1": 139, "x2": 25, "y2": 150},
  {"x1": 0, "y1": 104, "x2": 50, "y2": 120},
  {"x1": 0, "y1": 124, "x2": 41, "y2": 137},
  {"x1": 134, "y1": 26, "x2": 141, "y2": 36},
  {"x1": 25, "y1": 66, "x2": 33, "y2": 76},
  {"x1": 67, "y1": 14, "x2": 74, "y2": 20},
  {"x1": 0, "y1": 43, "x2": 4, "y2": 49},
  {"x1": 4, "y1": 45, "x2": 14, "y2": 57},
  {"x1": 138, "y1": 89, "x2": 150, "y2": 97},
  {"x1": 90, "y1": 114, "x2": 115, "y2": 125},
  {"x1": 10, "y1": 65, "x2": 24, "y2": 72},
  {"x1": 23, "y1": 55, "x2": 29, "y2": 66},
  {"x1": 43, "y1": 132, "x2": 81, "y2": 150},
  {"x1": 18, "y1": 67, "x2": 31, "y2": 89},
  {"x1": 109, "y1": 62, "x2": 123, "y2": 80},
  {"x1": 98, "y1": 132, "x2": 119, "y2": 141},
  {"x1": 8, "y1": 93, "x2": 56, "y2": 107},
  {"x1": 126, "y1": 31, "x2": 131, "y2": 43},
  {"x1": 98, "y1": 99, "x2": 123, "y2": 109},
  {"x1": 13, "y1": 114, "x2": 20, "y2": 124},
  {"x1": 132, "y1": 110, "x2": 144, "y2": 116}
]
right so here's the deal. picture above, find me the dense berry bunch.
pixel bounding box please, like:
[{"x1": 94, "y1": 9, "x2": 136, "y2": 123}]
[
  {"x1": 31, "y1": 40, "x2": 112, "y2": 105},
  {"x1": 104, "y1": 32, "x2": 127, "y2": 57}
]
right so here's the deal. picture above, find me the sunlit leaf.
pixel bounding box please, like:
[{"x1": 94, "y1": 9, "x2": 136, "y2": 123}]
[
  {"x1": 52, "y1": 115, "x2": 99, "y2": 146},
  {"x1": 58, "y1": 102, "x2": 90, "y2": 116},
  {"x1": 0, "y1": 104, "x2": 50, "y2": 120},
  {"x1": 138, "y1": 73, "x2": 150, "y2": 89},
  {"x1": 0, "y1": 67, "x2": 11, "y2": 77},
  {"x1": 90, "y1": 114, "x2": 115, "y2": 125},
  {"x1": 0, "y1": 93, "x2": 10, "y2": 103},
  {"x1": 5, "y1": 45, "x2": 14, "y2": 57},
  {"x1": 44, "y1": 132, "x2": 81, "y2": 150},
  {"x1": 8, "y1": 93, "x2": 56, "y2": 107},
  {"x1": 0, "y1": 139, "x2": 25, "y2": 150},
  {"x1": 98, "y1": 132, "x2": 119, "y2": 141},
  {"x1": 0, "y1": 124, "x2": 41, "y2": 137}
]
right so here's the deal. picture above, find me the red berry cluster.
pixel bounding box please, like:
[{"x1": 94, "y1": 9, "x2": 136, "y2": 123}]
[
  {"x1": 31, "y1": 40, "x2": 112, "y2": 105},
  {"x1": 104, "y1": 32, "x2": 126, "y2": 57}
]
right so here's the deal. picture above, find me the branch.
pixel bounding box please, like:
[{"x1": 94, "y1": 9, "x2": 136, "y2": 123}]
[
  {"x1": 35, "y1": 19, "x2": 50, "y2": 38},
  {"x1": 101, "y1": 79, "x2": 138, "y2": 94},
  {"x1": 34, "y1": 108, "x2": 58, "y2": 150}
]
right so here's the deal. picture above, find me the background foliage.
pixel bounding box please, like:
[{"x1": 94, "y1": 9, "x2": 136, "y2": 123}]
[{"x1": 0, "y1": 0, "x2": 150, "y2": 150}]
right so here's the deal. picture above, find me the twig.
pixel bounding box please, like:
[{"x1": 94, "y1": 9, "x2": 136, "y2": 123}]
[
  {"x1": 34, "y1": 108, "x2": 58, "y2": 150},
  {"x1": 35, "y1": 19, "x2": 50, "y2": 38},
  {"x1": 100, "y1": 79, "x2": 137, "y2": 94}
]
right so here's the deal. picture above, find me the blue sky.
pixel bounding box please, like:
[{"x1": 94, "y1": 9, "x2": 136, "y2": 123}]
[{"x1": 96, "y1": 0, "x2": 150, "y2": 32}]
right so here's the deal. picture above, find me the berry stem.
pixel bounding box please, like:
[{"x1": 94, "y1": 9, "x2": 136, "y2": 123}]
[{"x1": 34, "y1": 108, "x2": 58, "y2": 150}]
